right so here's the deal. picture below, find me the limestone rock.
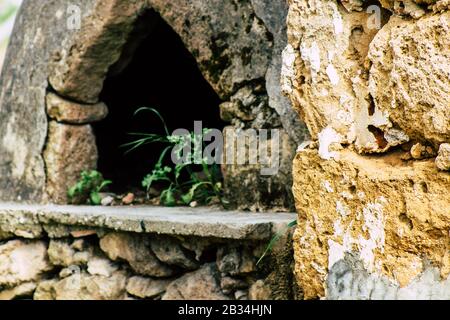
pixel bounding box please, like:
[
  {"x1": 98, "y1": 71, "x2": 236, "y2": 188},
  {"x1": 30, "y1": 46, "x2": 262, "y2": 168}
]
[
  {"x1": 47, "y1": 240, "x2": 91, "y2": 267},
  {"x1": 217, "y1": 246, "x2": 256, "y2": 276},
  {"x1": 0, "y1": 282, "x2": 36, "y2": 300},
  {"x1": 99, "y1": 232, "x2": 175, "y2": 277},
  {"x1": 283, "y1": 0, "x2": 397, "y2": 154},
  {"x1": 148, "y1": 0, "x2": 272, "y2": 100},
  {"x1": 410, "y1": 143, "x2": 436, "y2": 160},
  {"x1": 327, "y1": 256, "x2": 450, "y2": 300},
  {"x1": 222, "y1": 127, "x2": 296, "y2": 211},
  {"x1": 34, "y1": 271, "x2": 127, "y2": 300},
  {"x1": 220, "y1": 277, "x2": 248, "y2": 294},
  {"x1": 292, "y1": 149, "x2": 450, "y2": 299},
  {"x1": 49, "y1": 1, "x2": 147, "y2": 103},
  {"x1": 126, "y1": 276, "x2": 172, "y2": 299},
  {"x1": 150, "y1": 236, "x2": 199, "y2": 270},
  {"x1": 43, "y1": 121, "x2": 98, "y2": 204},
  {"x1": 46, "y1": 93, "x2": 108, "y2": 124},
  {"x1": 248, "y1": 280, "x2": 272, "y2": 300},
  {"x1": 0, "y1": 230, "x2": 13, "y2": 241},
  {"x1": 0, "y1": 0, "x2": 97, "y2": 203},
  {"x1": 87, "y1": 257, "x2": 118, "y2": 277},
  {"x1": 0, "y1": 240, "x2": 52, "y2": 287},
  {"x1": 368, "y1": 12, "x2": 450, "y2": 147},
  {"x1": 162, "y1": 264, "x2": 229, "y2": 300},
  {"x1": 436, "y1": 143, "x2": 450, "y2": 171}
]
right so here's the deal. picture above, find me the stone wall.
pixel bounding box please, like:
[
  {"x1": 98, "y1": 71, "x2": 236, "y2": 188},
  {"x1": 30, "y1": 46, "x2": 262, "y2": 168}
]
[
  {"x1": 0, "y1": 0, "x2": 307, "y2": 211},
  {"x1": 0, "y1": 205, "x2": 300, "y2": 300},
  {"x1": 283, "y1": 0, "x2": 450, "y2": 299}
]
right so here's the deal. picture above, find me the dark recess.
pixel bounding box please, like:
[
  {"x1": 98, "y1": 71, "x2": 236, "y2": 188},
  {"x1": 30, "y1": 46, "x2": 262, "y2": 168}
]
[{"x1": 95, "y1": 10, "x2": 224, "y2": 193}]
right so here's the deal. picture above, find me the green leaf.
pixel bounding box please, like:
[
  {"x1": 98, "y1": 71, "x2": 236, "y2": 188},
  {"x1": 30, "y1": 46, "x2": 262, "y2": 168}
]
[
  {"x1": 134, "y1": 107, "x2": 170, "y2": 136},
  {"x1": 181, "y1": 182, "x2": 210, "y2": 205},
  {"x1": 160, "y1": 187, "x2": 176, "y2": 206},
  {"x1": 90, "y1": 192, "x2": 102, "y2": 206},
  {"x1": 256, "y1": 219, "x2": 298, "y2": 266}
]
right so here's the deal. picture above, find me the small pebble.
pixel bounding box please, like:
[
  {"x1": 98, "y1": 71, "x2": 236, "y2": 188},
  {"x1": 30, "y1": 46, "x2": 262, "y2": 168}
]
[
  {"x1": 101, "y1": 196, "x2": 114, "y2": 206},
  {"x1": 122, "y1": 193, "x2": 135, "y2": 205},
  {"x1": 190, "y1": 201, "x2": 198, "y2": 208}
]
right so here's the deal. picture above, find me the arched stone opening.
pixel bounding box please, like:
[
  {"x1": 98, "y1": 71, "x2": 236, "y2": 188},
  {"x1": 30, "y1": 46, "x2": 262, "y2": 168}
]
[
  {"x1": 0, "y1": 0, "x2": 306, "y2": 211},
  {"x1": 94, "y1": 10, "x2": 224, "y2": 194}
]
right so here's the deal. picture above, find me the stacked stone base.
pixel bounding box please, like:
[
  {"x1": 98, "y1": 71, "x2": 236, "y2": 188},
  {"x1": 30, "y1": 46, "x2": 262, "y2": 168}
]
[{"x1": 0, "y1": 205, "x2": 299, "y2": 300}]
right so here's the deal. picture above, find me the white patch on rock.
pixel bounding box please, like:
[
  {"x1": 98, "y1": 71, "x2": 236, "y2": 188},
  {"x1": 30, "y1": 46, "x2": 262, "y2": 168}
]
[
  {"x1": 332, "y1": 6, "x2": 344, "y2": 34},
  {"x1": 281, "y1": 44, "x2": 297, "y2": 94},
  {"x1": 328, "y1": 240, "x2": 345, "y2": 270},
  {"x1": 297, "y1": 140, "x2": 312, "y2": 152},
  {"x1": 318, "y1": 126, "x2": 342, "y2": 160},
  {"x1": 358, "y1": 198, "x2": 386, "y2": 272},
  {"x1": 322, "y1": 180, "x2": 334, "y2": 193},
  {"x1": 326, "y1": 63, "x2": 340, "y2": 85},
  {"x1": 300, "y1": 41, "x2": 321, "y2": 79},
  {"x1": 385, "y1": 128, "x2": 410, "y2": 146}
]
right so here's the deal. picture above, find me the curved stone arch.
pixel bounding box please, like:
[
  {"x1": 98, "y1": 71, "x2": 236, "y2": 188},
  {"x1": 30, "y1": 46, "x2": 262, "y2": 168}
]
[{"x1": 0, "y1": 0, "x2": 305, "y2": 209}]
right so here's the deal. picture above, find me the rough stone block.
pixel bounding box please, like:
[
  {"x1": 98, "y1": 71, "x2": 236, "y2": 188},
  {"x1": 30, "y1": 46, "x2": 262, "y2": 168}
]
[
  {"x1": 0, "y1": 240, "x2": 52, "y2": 287},
  {"x1": 283, "y1": 0, "x2": 397, "y2": 154},
  {"x1": 162, "y1": 263, "x2": 229, "y2": 300},
  {"x1": 43, "y1": 121, "x2": 98, "y2": 204},
  {"x1": 99, "y1": 232, "x2": 175, "y2": 278},
  {"x1": 46, "y1": 93, "x2": 108, "y2": 124},
  {"x1": 292, "y1": 148, "x2": 450, "y2": 299},
  {"x1": 436, "y1": 143, "x2": 450, "y2": 171},
  {"x1": 368, "y1": 12, "x2": 450, "y2": 147}
]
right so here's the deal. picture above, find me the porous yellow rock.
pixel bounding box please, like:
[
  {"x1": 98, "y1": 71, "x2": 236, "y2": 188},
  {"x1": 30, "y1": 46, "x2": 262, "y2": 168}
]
[
  {"x1": 368, "y1": 12, "x2": 450, "y2": 147},
  {"x1": 292, "y1": 149, "x2": 450, "y2": 299},
  {"x1": 283, "y1": 0, "x2": 408, "y2": 154}
]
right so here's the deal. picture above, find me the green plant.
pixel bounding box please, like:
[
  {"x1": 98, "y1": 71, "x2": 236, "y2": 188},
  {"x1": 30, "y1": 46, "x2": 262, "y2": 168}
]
[
  {"x1": 256, "y1": 219, "x2": 298, "y2": 266},
  {"x1": 123, "y1": 107, "x2": 227, "y2": 207},
  {"x1": 67, "y1": 170, "x2": 112, "y2": 205}
]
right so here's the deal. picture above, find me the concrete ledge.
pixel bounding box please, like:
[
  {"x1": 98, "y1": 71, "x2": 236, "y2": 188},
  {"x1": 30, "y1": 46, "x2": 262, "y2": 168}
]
[{"x1": 0, "y1": 203, "x2": 296, "y2": 240}]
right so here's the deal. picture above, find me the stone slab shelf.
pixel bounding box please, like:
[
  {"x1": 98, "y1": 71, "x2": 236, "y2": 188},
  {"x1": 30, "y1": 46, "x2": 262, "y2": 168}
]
[{"x1": 0, "y1": 203, "x2": 296, "y2": 240}]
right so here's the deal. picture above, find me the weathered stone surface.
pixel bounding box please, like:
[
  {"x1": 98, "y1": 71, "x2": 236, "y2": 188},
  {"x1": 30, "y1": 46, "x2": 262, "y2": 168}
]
[
  {"x1": 436, "y1": 143, "x2": 450, "y2": 171},
  {"x1": 46, "y1": 93, "x2": 108, "y2": 124},
  {"x1": 248, "y1": 279, "x2": 272, "y2": 300},
  {"x1": 0, "y1": 240, "x2": 52, "y2": 287},
  {"x1": 162, "y1": 264, "x2": 229, "y2": 300},
  {"x1": 251, "y1": 0, "x2": 307, "y2": 145},
  {"x1": 220, "y1": 277, "x2": 248, "y2": 294},
  {"x1": 150, "y1": 236, "x2": 199, "y2": 270},
  {"x1": 292, "y1": 149, "x2": 450, "y2": 299},
  {"x1": 283, "y1": 0, "x2": 399, "y2": 154},
  {"x1": 216, "y1": 246, "x2": 256, "y2": 276},
  {"x1": 43, "y1": 121, "x2": 98, "y2": 204},
  {"x1": 0, "y1": 203, "x2": 296, "y2": 240},
  {"x1": 99, "y1": 232, "x2": 175, "y2": 277},
  {"x1": 327, "y1": 255, "x2": 450, "y2": 300},
  {"x1": 87, "y1": 257, "x2": 118, "y2": 277},
  {"x1": 1, "y1": 0, "x2": 301, "y2": 211},
  {"x1": 410, "y1": 142, "x2": 436, "y2": 160},
  {"x1": 34, "y1": 271, "x2": 127, "y2": 300},
  {"x1": 222, "y1": 127, "x2": 296, "y2": 211},
  {"x1": 0, "y1": 282, "x2": 37, "y2": 300},
  {"x1": 148, "y1": 0, "x2": 271, "y2": 100},
  {"x1": 126, "y1": 276, "x2": 172, "y2": 299},
  {"x1": 48, "y1": 240, "x2": 79, "y2": 267},
  {"x1": 368, "y1": 12, "x2": 450, "y2": 147},
  {"x1": 0, "y1": 0, "x2": 97, "y2": 203},
  {"x1": 49, "y1": 0, "x2": 147, "y2": 103}
]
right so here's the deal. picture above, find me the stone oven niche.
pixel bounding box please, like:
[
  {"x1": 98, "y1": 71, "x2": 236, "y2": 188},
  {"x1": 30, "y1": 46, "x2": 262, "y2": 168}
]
[
  {"x1": 0, "y1": 0, "x2": 303, "y2": 211},
  {"x1": 95, "y1": 10, "x2": 224, "y2": 194}
]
